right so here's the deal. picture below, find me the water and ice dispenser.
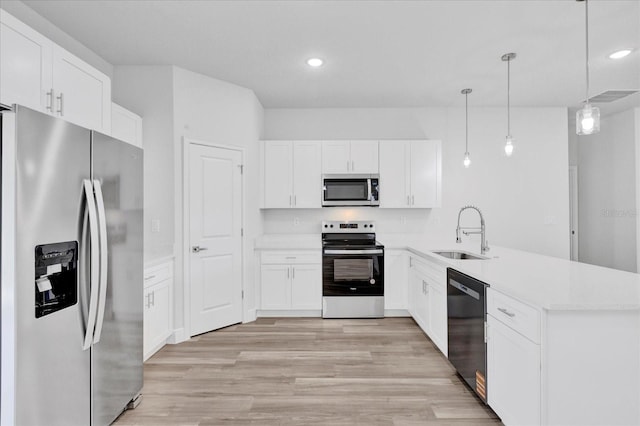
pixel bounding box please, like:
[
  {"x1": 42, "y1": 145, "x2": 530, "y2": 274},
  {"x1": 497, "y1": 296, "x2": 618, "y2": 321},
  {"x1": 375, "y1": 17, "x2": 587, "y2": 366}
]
[{"x1": 35, "y1": 241, "x2": 78, "y2": 318}]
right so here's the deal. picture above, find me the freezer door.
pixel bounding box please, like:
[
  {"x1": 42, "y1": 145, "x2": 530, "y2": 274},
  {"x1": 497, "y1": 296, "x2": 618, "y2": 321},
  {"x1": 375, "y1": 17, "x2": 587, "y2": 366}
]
[
  {"x1": 91, "y1": 132, "x2": 143, "y2": 425},
  {"x1": 12, "y1": 105, "x2": 91, "y2": 425}
]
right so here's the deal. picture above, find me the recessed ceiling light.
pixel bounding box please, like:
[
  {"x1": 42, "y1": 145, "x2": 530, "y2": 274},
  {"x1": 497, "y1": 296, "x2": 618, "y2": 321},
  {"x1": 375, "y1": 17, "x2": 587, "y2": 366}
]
[
  {"x1": 609, "y1": 49, "x2": 632, "y2": 59},
  {"x1": 307, "y1": 58, "x2": 323, "y2": 67}
]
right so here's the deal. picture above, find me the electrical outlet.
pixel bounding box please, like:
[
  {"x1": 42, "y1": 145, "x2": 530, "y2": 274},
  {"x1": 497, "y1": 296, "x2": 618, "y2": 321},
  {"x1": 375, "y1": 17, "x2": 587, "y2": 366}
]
[
  {"x1": 151, "y1": 219, "x2": 161, "y2": 233},
  {"x1": 293, "y1": 217, "x2": 300, "y2": 226}
]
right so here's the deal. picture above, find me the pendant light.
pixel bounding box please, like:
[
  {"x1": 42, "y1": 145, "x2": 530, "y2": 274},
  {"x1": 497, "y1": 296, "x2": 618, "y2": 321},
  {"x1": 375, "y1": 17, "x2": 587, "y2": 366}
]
[
  {"x1": 576, "y1": 0, "x2": 600, "y2": 135},
  {"x1": 461, "y1": 88, "x2": 472, "y2": 168},
  {"x1": 501, "y1": 52, "x2": 516, "y2": 157}
]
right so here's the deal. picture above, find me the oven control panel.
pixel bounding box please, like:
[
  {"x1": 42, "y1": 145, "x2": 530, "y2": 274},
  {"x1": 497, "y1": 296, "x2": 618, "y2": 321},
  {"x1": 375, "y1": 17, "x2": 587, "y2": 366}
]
[{"x1": 322, "y1": 221, "x2": 375, "y2": 233}]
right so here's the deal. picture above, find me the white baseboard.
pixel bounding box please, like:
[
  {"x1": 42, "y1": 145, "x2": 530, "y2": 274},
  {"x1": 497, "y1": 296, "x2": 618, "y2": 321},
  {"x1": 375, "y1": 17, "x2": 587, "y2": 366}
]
[
  {"x1": 384, "y1": 309, "x2": 411, "y2": 317},
  {"x1": 244, "y1": 309, "x2": 257, "y2": 323},
  {"x1": 257, "y1": 309, "x2": 322, "y2": 318},
  {"x1": 167, "y1": 327, "x2": 187, "y2": 344}
]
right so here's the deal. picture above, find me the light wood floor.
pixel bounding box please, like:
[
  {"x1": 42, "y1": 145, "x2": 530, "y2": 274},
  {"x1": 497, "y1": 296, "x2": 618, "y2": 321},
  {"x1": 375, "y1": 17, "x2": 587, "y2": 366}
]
[{"x1": 115, "y1": 317, "x2": 502, "y2": 425}]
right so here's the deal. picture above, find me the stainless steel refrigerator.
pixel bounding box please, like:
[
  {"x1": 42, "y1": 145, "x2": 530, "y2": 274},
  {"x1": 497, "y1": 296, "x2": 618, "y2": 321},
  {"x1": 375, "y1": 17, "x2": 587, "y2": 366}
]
[{"x1": 1, "y1": 105, "x2": 143, "y2": 425}]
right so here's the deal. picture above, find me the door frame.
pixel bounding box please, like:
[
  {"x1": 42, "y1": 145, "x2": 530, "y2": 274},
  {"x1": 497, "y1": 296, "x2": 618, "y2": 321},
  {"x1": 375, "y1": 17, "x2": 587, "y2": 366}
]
[
  {"x1": 182, "y1": 137, "x2": 245, "y2": 338},
  {"x1": 569, "y1": 165, "x2": 579, "y2": 261}
]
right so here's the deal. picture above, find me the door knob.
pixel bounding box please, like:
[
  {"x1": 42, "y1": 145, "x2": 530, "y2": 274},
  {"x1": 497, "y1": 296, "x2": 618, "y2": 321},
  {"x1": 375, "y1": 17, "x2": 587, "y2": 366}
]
[{"x1": 192, "y1": 246, "x2": 208, "y2": 253}]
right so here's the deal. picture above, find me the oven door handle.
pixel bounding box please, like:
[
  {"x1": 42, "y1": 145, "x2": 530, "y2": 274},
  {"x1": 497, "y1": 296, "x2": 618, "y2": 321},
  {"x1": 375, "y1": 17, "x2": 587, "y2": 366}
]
[{"x1": 324, "y1": 249, "x2": 384, "y2": 255}]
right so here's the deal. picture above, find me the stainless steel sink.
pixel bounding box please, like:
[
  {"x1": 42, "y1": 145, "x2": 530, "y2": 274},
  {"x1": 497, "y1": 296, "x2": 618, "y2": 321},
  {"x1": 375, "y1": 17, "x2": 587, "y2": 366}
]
[{"x1": 432, "y1": 250, "x2": 488, "y2": 260}]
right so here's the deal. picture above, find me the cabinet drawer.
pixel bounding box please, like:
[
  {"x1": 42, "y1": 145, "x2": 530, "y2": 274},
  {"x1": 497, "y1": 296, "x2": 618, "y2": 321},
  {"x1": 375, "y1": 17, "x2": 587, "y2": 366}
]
[
  {"x1": 144, "y1": 262, "x2": 173, "y2": 288},
  {"x1": 487, "y1": 288, "x2": 540, "y2": 344},
  {"x1": 261, "y1": 251, "x2": 321, "y2": 265}
]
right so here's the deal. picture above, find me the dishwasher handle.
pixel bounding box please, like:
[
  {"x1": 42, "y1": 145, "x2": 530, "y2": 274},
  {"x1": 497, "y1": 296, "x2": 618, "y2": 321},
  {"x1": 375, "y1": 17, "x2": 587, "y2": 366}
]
[{"x1": 449, "y1": 279, "x2": 480, "y2": 300}]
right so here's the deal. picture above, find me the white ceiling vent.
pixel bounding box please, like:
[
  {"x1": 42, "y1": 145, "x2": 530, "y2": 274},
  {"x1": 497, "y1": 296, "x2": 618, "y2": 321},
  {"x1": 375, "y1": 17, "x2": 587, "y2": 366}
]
[{"x1": 588, "y1": 90, "x2": 638, "y2": 103}]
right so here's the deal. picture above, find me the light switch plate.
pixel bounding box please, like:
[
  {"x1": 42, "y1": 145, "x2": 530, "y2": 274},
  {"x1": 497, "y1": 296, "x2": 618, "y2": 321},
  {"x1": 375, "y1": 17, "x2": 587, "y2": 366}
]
[{"x1": 151, "y1": 219, "x2": 161, "y2": 233}]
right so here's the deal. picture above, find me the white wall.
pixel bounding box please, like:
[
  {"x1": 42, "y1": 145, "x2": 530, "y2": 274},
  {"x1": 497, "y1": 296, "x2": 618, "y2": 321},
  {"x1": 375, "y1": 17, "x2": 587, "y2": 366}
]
[
  {"x1": 264, "y1": 107, "x2": 570, "y2": 259},
  {"x1": 578, "y1": 108, "x2": 638, "y2": 273},
  {"x1": 172, "y1": 67, "x2": 264, "y2": 332},
  {"x1": 112, "y1": 66, "x2": 176, "y2": 263},
  {"x1": 0, "y1": 1, "x2": 113, "y2": 78}
]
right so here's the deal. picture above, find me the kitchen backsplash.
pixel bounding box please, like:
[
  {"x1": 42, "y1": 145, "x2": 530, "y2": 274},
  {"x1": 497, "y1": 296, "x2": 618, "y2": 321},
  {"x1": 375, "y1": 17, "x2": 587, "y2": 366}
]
[{"x1": 262, "y1": 208, "x2": 447, "y2": 238}]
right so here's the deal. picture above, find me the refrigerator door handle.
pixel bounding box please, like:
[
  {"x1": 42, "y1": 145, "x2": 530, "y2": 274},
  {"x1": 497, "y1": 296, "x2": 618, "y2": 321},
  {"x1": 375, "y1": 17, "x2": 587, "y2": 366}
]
[
  {"x1": 92, "y1": 179, "x2": 109, "y2": 343},
  {"x1": 82, "y1": 179, "x2": 100, "y2": 350}
]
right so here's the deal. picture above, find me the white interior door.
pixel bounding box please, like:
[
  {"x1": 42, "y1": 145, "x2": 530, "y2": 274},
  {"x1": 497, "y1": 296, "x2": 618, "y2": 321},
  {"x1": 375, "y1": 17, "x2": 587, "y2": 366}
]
[{"x1": 188, "y1": 143, "x2": 243, "y2": 336}]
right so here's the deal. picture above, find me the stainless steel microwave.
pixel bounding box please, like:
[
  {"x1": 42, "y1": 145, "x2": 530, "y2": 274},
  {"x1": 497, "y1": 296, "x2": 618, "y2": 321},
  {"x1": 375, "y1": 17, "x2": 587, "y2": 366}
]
[{"x1": 322, "y1": 174, "x2": 380, "y2": 207}]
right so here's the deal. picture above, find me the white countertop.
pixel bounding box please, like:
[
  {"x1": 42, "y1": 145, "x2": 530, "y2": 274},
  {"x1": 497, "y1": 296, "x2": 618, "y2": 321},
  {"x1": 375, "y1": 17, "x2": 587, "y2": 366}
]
[{"x1": 255, "y1": 233, "x2": 640, "y2": 311}]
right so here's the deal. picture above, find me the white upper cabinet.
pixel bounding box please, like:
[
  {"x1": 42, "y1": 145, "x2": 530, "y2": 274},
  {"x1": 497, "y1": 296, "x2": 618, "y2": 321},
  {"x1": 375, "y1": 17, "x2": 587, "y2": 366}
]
[
  {"x1": 379, "y1": 140, "x2": 441, "y2": 208},
  {"x1": 321, "y1": 140, "x2": 379, "y2": 174},
  {"x1": 292, "y1": 141, "x2": 322, "y2": 208},
  {"x1": 411, "y1": 141, "x2": 440, "y2": 207},
  {"x1": 0, "y1": 10, "x2": 111, "y2": 133},
  {"x1": 379, "y1": 141, "x2": 409, "y2": 207},
  {"x1": 52, "y1": 45, "x2": 111, "y2": 133},
  {"x1": 263, "y1": 140, "x2": 321, "y2": 208},
  {"x1": 0, "y1": 9, "x2": 52, "y2": 111},
  {"x1": 111, "y1": 102, "x2": 143, "y2": 148},
  {"x1": 321, "y1": 140, "x2": 350, "y2": 173},
  {"x1": 349, "y1": 140, "x2": 379, "y2": 173},
  {"x1": 263, "y1": 141, "x2": 293, "y2": 208}
]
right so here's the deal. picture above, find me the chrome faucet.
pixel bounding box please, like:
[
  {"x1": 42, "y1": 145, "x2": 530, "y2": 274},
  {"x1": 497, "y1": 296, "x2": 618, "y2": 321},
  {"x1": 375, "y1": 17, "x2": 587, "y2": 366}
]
[{"x1": 456, "y1": 205, "x2": 489, "y2": 254}]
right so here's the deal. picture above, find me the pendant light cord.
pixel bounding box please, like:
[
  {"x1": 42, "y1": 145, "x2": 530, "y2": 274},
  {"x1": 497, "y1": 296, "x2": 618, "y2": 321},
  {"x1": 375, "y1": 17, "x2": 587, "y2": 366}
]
[
  {"x1": 465, "y1": 92, "x2": 469, "y2": 152},
  {"x1": 585, "y1": 0, "x2": 590, "y2": 104},
  {"x1": 507, "y1": 57, "x2": 511, "y2": 136}
]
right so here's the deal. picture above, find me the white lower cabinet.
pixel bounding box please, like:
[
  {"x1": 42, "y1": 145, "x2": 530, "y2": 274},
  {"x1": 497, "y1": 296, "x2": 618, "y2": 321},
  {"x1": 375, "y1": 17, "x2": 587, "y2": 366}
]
[
  {"x1": 487, "y1": 313, "x2": 541, "y2": 426},
  {"x1": 260, "y1": 251, "x2": 321, "y2": 314},
  {"x1": 408, "y1": 255, "x2": 448, "y2": 356},
  {"x1": 384, "y1": 250, "x2": 408, "y2": 312},
  {"x1": 143, "y1": 261, "x2": 173, "y2": 361},
  {"x1": 487, "y1": 287, "x2": 541, "y2": 426}
]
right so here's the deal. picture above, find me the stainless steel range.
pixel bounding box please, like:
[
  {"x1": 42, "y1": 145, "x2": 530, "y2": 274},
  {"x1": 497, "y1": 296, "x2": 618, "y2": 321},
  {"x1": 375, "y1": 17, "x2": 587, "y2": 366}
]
[{"x1": 322, "y1": 221, "x2": 384, "y2": 318}]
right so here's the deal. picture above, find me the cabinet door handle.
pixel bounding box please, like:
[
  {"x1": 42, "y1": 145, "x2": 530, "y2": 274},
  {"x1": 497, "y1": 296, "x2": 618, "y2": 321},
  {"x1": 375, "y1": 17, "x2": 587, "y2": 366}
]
[
  {"x1": 346, "y1": 160, "x2": 350, "y2": 171},
  {"x1": 287, "y1": 267, "x2": 290, "y2": 279},
  {"x1": 292, "y1": 267, "x2": 295, "y2": 279},
  {"x1": 46, "y1": 89, "x2": 54, "y2": 112},
  {"x1": 56, "y1": 92, "x2": 64, "y2": 116},
  {"x1": 352, "y1": 160, "x2": 355, "y2": 171},
  {"x1": 285, "y1": 256, "x2": 296, "y2": 259},
  {"x1": 289, "y1": 195, "x2": 292, "y2": 206},
  {"x1": 144, "y1": 275, "x2": 156, "y2": 281},
  {"x1": 497, "y1": 307, "x2": 515, "y2": 317},
  {"x1": 407, "y1": 195, "x2": 410, "y2": 206},
  {"x1": 294, "y1": 195, "x2": 297, "y2": 206},
  {"x1": 412, "y1": 195, "x2": 415, "y2": 205}
]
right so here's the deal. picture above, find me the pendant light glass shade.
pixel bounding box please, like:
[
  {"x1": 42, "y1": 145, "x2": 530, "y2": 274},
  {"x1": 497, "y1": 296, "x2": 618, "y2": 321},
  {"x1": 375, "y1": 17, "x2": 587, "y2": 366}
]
[
  {"x1": 501, "y1": 53, "x2": 516, "y2": 156},
  {"x1": 576, "y1": 0, "x2": 600, "y2": 135},
  {"x1": 463, "y1": 152, "x2": 471, "y2": 168},
  {"x1": 461, "y1": 88, "x2": 472, "y2": 168},
  {"x1": 576, "y1": 103, "x2": 600, "y2": 135},
  {"x1": 504, "y1": 136, "x2": 514, "y2": 156}
]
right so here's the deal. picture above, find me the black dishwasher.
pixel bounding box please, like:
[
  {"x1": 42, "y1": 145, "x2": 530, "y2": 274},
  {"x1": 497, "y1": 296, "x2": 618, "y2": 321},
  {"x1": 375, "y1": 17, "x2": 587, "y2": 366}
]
[{"x1": 447, "y1": 268, "x2": 489, "y2": 403}]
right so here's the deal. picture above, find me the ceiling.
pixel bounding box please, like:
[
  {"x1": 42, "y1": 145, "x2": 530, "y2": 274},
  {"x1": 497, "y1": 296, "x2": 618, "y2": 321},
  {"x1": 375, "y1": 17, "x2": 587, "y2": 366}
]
[{"x1": 20, "y1": 0, "x2": 640, "y2": 111}]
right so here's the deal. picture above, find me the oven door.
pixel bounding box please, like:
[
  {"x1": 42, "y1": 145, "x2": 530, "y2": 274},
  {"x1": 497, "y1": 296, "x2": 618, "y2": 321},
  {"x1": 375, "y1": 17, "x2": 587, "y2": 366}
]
[
  {"x1": 322, "y1": 249, "x2": 384, "y2": 296},
  {"x1": 322, "y1": 176, "x2": 373, "y2": 206}
]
